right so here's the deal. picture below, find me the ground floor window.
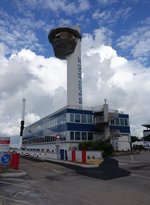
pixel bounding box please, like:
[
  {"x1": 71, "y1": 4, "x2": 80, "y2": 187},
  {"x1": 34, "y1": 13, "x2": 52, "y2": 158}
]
[
  {"x1": 70, "y1": 132, "x2": 74, "y2": 140},
  {"x1": 75, "y1": 132, "x2": 80, "y2": 140},
  {"x1": 82, "y1": 132, "x2": 87, "y2": 140},
  {"x1": 88, "y1": 132, "x2": 93, "y2": 140}
]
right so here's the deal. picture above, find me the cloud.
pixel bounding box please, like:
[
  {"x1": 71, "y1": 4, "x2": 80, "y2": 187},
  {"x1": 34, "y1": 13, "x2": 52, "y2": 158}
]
[
  {"x1": 117, "y1": 17, "x2": 150, "y2": 65},
  {"x1": 0, "y1": 10, "x2": 46, "y2": 55},
  {"x1": 14, "y1": 0, "x2": 90, "y2": 15},
  {"x1": 44, "y1": 0, "x2": 90, "y2": 15},
  {"x1": 81, "y1": 30, "x2": 150, "y2": 137},
  {"x1": 96, "y1": 0, "x2": 118, "y2": 4},
  {"x1": 0, "y1": 45, "x2": 67, "y2": 138},
  {"x1": 92, "y1": 7, "x2": 132, "y2": 26}
]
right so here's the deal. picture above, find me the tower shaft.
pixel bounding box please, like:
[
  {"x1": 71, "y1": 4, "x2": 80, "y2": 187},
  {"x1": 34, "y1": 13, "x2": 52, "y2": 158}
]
[{"x1": 67, "y1": 38, "x2": 82, "y2": 107}]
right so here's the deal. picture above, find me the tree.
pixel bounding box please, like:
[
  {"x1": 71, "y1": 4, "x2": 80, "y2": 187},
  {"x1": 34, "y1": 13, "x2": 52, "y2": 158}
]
[
  {"x1": 143, "y1": 135, "x2": 150, "y2": 142},
  {"x1": 131, "y1": 136, "x2": 141, "y2": 143},
  {"x1": 78, "y1": 139, "x2": 113, "y2": 157}
]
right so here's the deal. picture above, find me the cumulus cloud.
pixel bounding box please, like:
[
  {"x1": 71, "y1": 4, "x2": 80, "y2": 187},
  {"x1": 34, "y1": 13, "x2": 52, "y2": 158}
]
[
  {"x1": 81, "y1": 30, "x2": 150, "y2": 137},
  {"x1": 0, "y1": 44, "x2": 67, "y2": 139}
]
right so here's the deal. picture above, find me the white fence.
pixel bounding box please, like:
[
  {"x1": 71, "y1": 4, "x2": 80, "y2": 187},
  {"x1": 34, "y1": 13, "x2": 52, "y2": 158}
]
[{"x1": 20, "y1": 150, "x2": 102, "y2": 161}]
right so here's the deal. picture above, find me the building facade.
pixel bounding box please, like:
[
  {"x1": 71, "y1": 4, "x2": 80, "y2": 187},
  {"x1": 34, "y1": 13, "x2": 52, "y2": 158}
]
[
  {"x1": 142, "y1": 124, "x2": 150, "y2": 137},
  {"x1": 22, "y1": 103, "x2": 130, "y2": 152}
]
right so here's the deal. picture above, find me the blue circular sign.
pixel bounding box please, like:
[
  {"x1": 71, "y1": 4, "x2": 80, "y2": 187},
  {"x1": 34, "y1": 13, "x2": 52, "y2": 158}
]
[{"x1": 1, "y1": 154, "x2": 11, "y2": 164}]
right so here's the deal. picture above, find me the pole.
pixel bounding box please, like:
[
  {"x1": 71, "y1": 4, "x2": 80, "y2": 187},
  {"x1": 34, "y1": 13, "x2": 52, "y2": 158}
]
[{"x1": 19, "y1": 98, "x2": 26, "y2": 148}]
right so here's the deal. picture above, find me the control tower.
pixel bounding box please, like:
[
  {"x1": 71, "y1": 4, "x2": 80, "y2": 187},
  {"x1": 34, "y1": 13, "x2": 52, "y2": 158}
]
[{"x1": 48, "y1": 27, "x2": 82, "y2": 108}]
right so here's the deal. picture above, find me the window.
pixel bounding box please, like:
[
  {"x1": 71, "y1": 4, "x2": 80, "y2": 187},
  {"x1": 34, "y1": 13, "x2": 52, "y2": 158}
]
[
  {"x1": 45, "y1": 136, "x2": 50, "y2": 142},
  {"x1": 81, "y1": 115, "x2": 86, "y2": 123},
  {"x1": 88, "y1": 132, "x2": 93, "y2": 140},
  {"x1": 110, "y1": 119, "x2": 115, "y2": 125},
  {"x1": 75, "y1": 132, "x2": 80, "y2": 140},
  {"x1": 125, "y1": 119, "x2": 128, "y2": 126},
  {"x1": 57, "y1": 114, "x2": 66, "y2": 125},
  {"x1": 120, "y1": 118, "x2": 124, "y2": 126},
  {"x1": 75, "y1": 114, "x2": 80, "y2": 123},
  {"x1": 70, "y1": 113, "x2": 74, "y2": 122},
  {"x1": 115, "y1": 118, "x2": 120, "y2": 125},
  {"x1": 82, "y1": 132, "x2": 87, "y2": 140},
  {"x1": 70, "y1": 132, "x2": 74, "y2": 140},
  {"x1": 87, "y1": 115, "x2": 92, "y2": 124}
]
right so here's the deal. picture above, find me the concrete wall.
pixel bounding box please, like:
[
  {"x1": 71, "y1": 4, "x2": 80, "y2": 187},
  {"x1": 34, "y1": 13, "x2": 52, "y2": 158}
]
[
  {"x1": 67, "y1": 150, "x2": 102, "y2": 161},
  {"x1": 111, "y1": 135, "x2": 131, "y2": 151}
]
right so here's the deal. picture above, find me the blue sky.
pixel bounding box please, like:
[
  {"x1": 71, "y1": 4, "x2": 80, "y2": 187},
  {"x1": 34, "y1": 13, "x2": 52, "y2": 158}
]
[
  {"x1": 0, "y1": 0, "x2": 150, "y2": 64},
  {"x1": 0, "y1": 0, "x2": 150, "y2": 145}
]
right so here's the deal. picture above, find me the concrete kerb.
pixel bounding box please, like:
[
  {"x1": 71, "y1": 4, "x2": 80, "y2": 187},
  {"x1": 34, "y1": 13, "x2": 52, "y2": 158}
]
[
  {"x1": 22, "y1": 155, "x2": 101, "y2": 168},
  {"x1": 44, "y1": 158, "x2": 100, "y2": 168},
  {"x1": 38, "y1": 155, "x2": 102, "y2": 168},
  {"x1": 0, "y1": 170, "x2": 27, "y2": 178}
]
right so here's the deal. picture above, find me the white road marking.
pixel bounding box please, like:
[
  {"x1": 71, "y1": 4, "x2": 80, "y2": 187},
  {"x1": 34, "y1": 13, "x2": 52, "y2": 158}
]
[
  {"x1": 0, "y1": 196, "x2": 29, "y2": 204},
  {"x1": 0, "y1": 180, "x2": 29, "y2": 188},
  {"x1": 131, "y1": 174, "x2": 150, "y2": 180}
]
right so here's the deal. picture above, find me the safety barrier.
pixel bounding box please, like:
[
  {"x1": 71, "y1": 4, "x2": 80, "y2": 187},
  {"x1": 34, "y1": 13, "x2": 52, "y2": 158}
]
[{"x1": 10, "y1": 153, "x2": 20, "y2": 170}]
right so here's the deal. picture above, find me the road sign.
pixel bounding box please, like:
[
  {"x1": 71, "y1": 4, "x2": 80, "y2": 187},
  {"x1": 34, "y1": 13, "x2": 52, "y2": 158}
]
[
  {"x1": 0, "y1": 137, "x2": 10, "y2": 152},
  {"x1": 55, "y1": 134, "x2": 61, "y2": 140},
  {"x1": 0, "y1": 153, "x2": 11, "y2": 164}
]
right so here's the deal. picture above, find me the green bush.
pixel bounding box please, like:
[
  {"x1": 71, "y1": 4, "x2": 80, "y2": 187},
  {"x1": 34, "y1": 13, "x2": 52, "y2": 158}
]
[{"x1": 78, "y1": 139, "x2": 113, "y2": 157}]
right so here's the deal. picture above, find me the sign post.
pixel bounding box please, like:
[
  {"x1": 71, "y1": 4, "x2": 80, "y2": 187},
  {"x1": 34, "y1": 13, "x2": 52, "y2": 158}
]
[{"x1": 55, "y1": 134, "x2": 61, "y2": 160}]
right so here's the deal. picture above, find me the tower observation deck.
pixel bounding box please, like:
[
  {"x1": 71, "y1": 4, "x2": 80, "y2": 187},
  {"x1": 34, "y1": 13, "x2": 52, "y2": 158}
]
[{"x1": 48, "y1": 27, "x2": 81, "y2": 60}]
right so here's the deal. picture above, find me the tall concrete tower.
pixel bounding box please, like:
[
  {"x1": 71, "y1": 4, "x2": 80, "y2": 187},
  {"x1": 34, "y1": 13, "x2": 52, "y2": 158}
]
[{"x1": 48, "y1": 27, "x2": 82, "y2": 108}]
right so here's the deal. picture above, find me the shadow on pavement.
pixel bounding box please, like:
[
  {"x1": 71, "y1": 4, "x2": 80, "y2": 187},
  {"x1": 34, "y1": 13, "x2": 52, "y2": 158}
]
[
  {"x1": 21, "y1": 157, "x2": 131, "y2": 180},
  {"x1": 63, "y1": 158, "x2": 131, "y2": 180}
]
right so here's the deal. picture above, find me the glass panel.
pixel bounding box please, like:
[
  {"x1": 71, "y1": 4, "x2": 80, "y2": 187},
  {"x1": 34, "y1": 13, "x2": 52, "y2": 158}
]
[
  {"x1": 81, "y1": 115, "x2": 86, "y2": 123},
  {"x1": 87, "y1": 115, "x2": 92, "y2": 124},
  {"x1": 82, "y1": 132, "x2": 87, "y2": 140},
  {"x1": 88, "y1": 132, "x2": 93, "y2": 140},
  {"x1": 75, "y1": 114, "x2": 80, "y2": 123},
  {"x1": 70, "y1": 113, "x2": 74, "y2": 122},
  {"x1": 75, "y1": 132, "x2": 80, "y2": 140},
  {"x1": 115, "y1": 118, "x2": 120, "y2": 125},
  {"x1": 70, "y1": 132, "x2": 74, "y2": 140},
  {"x1": 110, "y1": 119, "x2": 115, "y2": 125},
  {"x1": 125, "y1": 119, "x2": 128, "y2": 126},
  {"x1": 120, "y1": 118, "x2": 124, "y2": 126}
]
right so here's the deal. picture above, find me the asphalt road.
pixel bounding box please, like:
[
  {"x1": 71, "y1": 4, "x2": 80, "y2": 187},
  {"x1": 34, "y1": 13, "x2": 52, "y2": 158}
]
[{"x1": 0, "y1": 151, "x2": 150, "y2": 205}]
